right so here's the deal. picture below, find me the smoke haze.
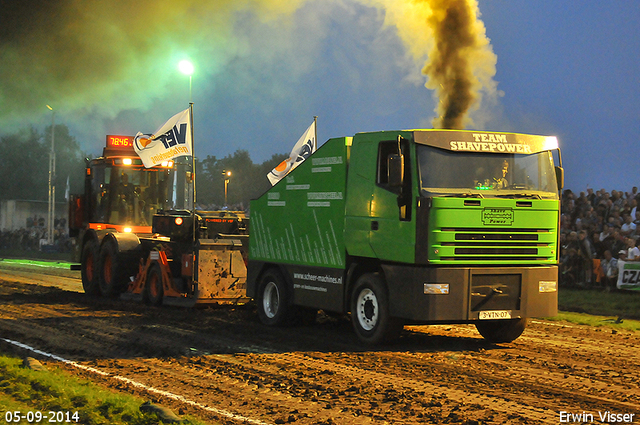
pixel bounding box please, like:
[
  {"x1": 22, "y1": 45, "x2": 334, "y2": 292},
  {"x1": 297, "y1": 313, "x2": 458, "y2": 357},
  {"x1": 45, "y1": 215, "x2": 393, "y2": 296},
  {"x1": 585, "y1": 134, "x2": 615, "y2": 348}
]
[
  {"x1": 0, "y1": 0, "x2": 305, "y2": 120},
  {"x1": 0, "y1": 0, "x2": 499, "y2": 147},
  {"x1": 423, "y1": 0, "x2": 498, "y2": 129}
]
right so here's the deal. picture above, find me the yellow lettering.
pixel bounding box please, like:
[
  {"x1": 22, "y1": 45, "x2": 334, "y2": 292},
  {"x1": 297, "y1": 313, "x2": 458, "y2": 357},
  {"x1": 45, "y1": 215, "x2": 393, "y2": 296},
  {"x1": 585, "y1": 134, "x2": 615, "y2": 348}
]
[
  {"x1": 489, "y1": 143, "x2": 497, "y2": 151},
  {"x1": 450, "y1": 141, "x2": 458, "y2": 150},
  {"x1": 482, "y1": 143, "x2": 489, "y2": 151},
  {"x1": 472, "y1": 134, "x2": 482, "y2": 142},
  {"x1": 496, "y1": 135, "x2": 507, "y2": 143},
  {"x1": 473, "y1": 142, "x2": 481, "y2": 150},
  {"x1": 497, "y1": 143, "x2": 506, "y2": 152},
  {"x1": 505, "y1": 144, "x2": 516, "y2": 152},
  {"x1": 481, "y1": 134, "x2": 489, "y2": 142}
]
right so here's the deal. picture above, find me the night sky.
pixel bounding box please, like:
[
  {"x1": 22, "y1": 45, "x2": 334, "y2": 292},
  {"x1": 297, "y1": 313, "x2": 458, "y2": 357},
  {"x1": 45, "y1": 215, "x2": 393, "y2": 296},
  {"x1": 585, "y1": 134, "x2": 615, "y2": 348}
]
[{"x1": 0, "y1": 0, "x2": 638, "y2": 192}]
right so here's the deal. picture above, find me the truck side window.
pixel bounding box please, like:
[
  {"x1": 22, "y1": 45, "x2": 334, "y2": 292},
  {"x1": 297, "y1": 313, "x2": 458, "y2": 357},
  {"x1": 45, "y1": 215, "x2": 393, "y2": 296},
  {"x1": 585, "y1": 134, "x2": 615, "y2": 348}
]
[
  {"x1": 376, "y1": 140, "x2": 412, "y2": 221},
  {"x1": 92, "y1": 165, "x2": 108, "y2": 223},
  {"x1": 377, "y1": 141, "x2": 400, "y2": 191}
]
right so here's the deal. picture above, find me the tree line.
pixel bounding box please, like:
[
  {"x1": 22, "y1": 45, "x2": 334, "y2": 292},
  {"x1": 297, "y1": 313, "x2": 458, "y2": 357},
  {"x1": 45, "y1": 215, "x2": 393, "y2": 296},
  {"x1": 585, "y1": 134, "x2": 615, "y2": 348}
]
[
  {"x1": 0, "y1": 126, "x2": 86, "y2": 202},
  {"x1": 0, "y1": 125, "x2": 287, "y2": 209},
  {"x1": 197, "y1": 150, "x2": 287, "y2": 210}
]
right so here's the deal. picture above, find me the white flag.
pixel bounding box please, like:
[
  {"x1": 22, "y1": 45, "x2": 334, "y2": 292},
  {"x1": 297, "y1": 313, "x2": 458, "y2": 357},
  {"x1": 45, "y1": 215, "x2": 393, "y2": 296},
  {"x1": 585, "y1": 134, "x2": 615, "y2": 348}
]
[
  {"x1": 64, "y1": 176, "x2": 70, "y2": 201},
  {"x1": 134, "y1": 108, "x2": 192, "y2": 168},
  {"x1": 267, "y1": 120, "x2": 316, "y2": 185}
]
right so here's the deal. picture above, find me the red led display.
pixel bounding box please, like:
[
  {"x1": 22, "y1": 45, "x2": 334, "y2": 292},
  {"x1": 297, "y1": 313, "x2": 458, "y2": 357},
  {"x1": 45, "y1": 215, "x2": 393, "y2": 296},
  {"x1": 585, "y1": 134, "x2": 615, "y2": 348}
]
[{"x1": 106, "y1": 135, "x2": 134, "y2": 149}]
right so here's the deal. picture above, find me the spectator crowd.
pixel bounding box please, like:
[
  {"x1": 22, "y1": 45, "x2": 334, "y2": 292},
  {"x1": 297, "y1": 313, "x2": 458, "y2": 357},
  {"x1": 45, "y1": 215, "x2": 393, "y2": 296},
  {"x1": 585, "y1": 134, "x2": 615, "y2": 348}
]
[
  {"x1": 0, "y1": 216, "x2": 73, "y2": 253},
  {"x1": 561, "y1": 187, "x2": 640, "y2": 290}
]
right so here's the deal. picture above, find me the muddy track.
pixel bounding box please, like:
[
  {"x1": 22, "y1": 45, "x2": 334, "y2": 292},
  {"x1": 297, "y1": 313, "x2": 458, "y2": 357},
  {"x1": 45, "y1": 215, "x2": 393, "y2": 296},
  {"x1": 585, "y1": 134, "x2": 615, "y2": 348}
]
[{"x1": 0, "y1": 273, "x2": 639, "y2": 424}]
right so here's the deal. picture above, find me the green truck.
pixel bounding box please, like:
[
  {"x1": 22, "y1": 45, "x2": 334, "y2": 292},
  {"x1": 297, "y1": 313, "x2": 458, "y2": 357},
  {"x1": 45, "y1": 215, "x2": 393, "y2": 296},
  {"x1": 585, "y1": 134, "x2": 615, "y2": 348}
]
[{"x1": 248, "y1": 129, "x2": 563, "y2": 344}]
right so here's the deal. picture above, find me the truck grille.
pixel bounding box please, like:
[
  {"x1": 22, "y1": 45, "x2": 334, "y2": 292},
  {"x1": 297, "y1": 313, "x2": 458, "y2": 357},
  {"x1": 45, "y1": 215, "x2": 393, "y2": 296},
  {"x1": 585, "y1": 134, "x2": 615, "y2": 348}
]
[{"x1": 436, "y1": 227, "x2": 554, "y2": 262}]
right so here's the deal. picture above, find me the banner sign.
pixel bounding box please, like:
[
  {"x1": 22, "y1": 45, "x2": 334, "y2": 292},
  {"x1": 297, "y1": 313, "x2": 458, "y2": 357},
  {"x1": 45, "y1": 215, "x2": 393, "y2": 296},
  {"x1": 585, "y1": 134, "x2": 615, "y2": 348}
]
[
  {"x1": 617, "y1": 261, "x2": 640, "y2": 291},
  {"x1": 414, "y1": 130, "x2": 559, "y2": 154}
]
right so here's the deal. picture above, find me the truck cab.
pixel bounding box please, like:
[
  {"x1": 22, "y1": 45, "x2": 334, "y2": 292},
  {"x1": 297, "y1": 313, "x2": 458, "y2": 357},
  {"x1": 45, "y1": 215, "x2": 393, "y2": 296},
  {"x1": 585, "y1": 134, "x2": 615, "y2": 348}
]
[{"x1": 344, "y1": 130, "x2": 562, "y2": 342}]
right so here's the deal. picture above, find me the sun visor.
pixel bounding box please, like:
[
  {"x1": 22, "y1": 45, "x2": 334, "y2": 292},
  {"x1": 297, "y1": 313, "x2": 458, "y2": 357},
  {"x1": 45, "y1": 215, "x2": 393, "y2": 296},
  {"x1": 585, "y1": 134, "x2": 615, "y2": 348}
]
[{"x1": 413, "y1": 130, "x2": 558, "y2": 154}]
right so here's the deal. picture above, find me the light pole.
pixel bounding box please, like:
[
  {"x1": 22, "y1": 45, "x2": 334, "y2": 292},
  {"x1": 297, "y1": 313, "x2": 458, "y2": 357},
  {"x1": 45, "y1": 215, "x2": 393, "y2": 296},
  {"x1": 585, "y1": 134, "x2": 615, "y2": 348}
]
[
  {"x1": 46, "y1": 105, "x2": 56, "y2": 246},
  {"x1": 223, "y1": 170, "x2": 231, "y2": 206}
]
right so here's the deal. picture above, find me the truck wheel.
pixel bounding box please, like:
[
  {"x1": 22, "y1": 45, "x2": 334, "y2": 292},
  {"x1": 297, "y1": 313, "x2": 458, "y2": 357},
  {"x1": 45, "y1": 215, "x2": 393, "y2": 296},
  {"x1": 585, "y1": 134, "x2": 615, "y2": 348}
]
[
  {"x1": 350, "y1": 273, "x2": 403, "y2": 345},
  {"x1": 257, "y1": 269, "x2": 290, "y2": 326},
  {"x1": 98, "y1": 239, "x2": 126, "y2": 298},
  {"x1": 81, "y1": 240, "x2": 100, "y2": 296},
  {"x1": 144, "y1": 263, "x2": 164, "y2": 306},
  {"x1": 475, "y1": 318, "x2": 527, "y2": 343}
]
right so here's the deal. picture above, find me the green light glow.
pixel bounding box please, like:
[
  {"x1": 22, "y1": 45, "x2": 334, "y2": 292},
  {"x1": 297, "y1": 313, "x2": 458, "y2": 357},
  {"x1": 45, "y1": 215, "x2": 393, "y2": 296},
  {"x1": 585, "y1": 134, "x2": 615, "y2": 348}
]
[{"x1": 178, "y1": 60, "x2": 194, "y2": 76}]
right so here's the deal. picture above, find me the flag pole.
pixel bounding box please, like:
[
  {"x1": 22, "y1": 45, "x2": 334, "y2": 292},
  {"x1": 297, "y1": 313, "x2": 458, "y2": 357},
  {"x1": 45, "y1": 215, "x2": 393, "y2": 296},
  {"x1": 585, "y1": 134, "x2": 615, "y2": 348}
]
[
  {"x1": 313, "y1": 116, "x2": 318, "y2": 151},
  {"x1": 190, "y1": 102, "x2": 196, "y2": 244}
]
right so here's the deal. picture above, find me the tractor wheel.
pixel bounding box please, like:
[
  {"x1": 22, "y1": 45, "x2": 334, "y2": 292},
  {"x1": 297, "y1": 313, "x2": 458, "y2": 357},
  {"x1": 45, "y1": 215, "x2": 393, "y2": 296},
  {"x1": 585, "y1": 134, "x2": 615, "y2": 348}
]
[
  {"x1": 350, "y1": 273, "x2": 403, "y2": 345},
  {"x1": 475, "y1": 318, "x2": 527, "y2": 343},
  {"x1": 81, "y1": 240, "x2": 100, "y2": 296},
  {"x1": 98, "y1": 238, "x2": 127, "y2": 298},
  {"x1": 144, "y1": 263, "x2": 164, "y2": 306},
  {"x1": 256, "y1": 269, "x2": 290, "y2": 326}
]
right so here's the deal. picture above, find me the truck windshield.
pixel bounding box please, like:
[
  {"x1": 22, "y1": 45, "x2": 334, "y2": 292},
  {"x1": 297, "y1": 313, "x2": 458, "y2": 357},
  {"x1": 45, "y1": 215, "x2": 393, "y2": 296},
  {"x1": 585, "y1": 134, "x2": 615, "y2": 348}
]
[
  {"x1": 417, "y1": 145, "x2": 559, "y2": 198},
  {"x1": 92, "y1": 162, "x2": 193, "y2": 226}
]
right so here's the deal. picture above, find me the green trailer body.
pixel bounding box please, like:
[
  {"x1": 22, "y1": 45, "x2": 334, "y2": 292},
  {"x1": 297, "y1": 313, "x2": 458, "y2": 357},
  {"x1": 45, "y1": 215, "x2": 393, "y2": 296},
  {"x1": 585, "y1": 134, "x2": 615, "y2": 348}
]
[
  {"x1": 248, "y1": 129, "x2": 562, "y2": 344},
  {"x1": 249, "y1": 136, "x2": 350, "y2": 312}
]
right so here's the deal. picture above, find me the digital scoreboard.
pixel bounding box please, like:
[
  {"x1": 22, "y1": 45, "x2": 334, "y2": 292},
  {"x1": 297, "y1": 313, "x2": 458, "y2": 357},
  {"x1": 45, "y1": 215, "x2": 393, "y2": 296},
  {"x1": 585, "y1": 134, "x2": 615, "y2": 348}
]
[{"x1": 106, "y1": 135, "x2": 134, "y2": 149}]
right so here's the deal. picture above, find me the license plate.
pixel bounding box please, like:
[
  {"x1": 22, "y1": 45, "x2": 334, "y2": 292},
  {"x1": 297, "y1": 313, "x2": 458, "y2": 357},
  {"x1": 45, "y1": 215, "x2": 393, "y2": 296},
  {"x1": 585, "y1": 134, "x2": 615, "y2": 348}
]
[{"x1": 479, "y1": 310, "x2": 512, "y2": 320}]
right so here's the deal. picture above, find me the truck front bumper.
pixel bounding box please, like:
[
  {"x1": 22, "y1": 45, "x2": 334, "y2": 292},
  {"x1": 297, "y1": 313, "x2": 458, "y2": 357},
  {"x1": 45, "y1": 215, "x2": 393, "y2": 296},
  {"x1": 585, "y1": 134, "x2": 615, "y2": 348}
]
[{"x1": 382, "y1": 264, "x2": 558, "y2": 323}]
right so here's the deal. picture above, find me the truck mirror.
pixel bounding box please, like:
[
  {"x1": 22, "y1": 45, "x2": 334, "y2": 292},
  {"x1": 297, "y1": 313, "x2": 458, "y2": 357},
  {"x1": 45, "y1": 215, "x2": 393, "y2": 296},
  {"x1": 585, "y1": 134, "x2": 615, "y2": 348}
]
[
  {"x1": 388, "y1": 154, "x2": 404, "y2": 188},
  {"x1": 555, "y1": 166, "x2": 564, "y2": 190}
]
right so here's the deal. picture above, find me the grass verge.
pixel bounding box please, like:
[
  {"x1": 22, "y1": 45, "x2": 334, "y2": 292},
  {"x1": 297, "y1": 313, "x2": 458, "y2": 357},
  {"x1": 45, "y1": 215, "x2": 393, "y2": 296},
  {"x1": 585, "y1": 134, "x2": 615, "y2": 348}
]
[
  {"x1": 549, "y1": 311, "x2": 640, "y2": 333},
  {"x1": 0, "y1": 353, "x2": 208, "y2": 425},
  {"x1": 0, "y1": 249, "x2": 72, "y2": 263},
  {"x1": 0, "y1": 258, "x2": 76, "y2": 270},
  {"x1": 558, "y1": 287, "x2": 640, "y2": 320},
  {"x1": 554, "y1": 287, "x2": 640, "y2": 332}
]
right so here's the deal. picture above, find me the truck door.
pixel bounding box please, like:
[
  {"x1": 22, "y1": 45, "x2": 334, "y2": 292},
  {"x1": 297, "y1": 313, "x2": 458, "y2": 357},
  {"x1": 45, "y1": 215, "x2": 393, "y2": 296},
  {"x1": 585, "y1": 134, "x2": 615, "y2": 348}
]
[{"x1": 368, "y1": 140, "x2": 416, "y2": 263}]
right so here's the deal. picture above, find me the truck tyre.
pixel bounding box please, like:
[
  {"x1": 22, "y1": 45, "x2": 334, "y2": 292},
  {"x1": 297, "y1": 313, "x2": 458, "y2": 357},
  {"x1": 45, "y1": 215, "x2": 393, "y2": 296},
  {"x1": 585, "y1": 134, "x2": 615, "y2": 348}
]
[
  {"x1": 257, "y1": 269, "x2": 290, "y2": 326},
  {"x1": 475, "y1": 318, "x2": 527, "y2": 343},
  {"x1": 144, "y1": 263, "x2": 164, "y2": 306},
  {"x1": 81, "y1": 240, "x2": 100, "y2": 296},
  {"x1": 98, "y1": 239, "x2": 127, "y2": 298},
  {"x1": 350, "y1": 273, "x2": 403, "y2": 345}
]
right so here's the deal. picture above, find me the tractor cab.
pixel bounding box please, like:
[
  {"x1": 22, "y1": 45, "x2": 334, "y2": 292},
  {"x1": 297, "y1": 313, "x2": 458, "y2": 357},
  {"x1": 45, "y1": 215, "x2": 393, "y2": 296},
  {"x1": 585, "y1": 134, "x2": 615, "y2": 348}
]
[{"x1": 69, "y1": 135, "x2": 193, "y2": 236}]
